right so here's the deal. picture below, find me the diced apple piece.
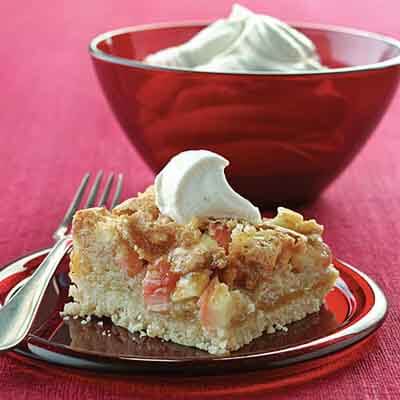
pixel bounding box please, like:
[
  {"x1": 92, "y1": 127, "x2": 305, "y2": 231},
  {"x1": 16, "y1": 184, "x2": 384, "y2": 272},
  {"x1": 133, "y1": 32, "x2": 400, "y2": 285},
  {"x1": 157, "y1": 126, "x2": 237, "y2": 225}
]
[
  {"x1": 115, "y1": 246, "x2": 144, "y2": 277},
  {"x1": 209, "y1": 223, "x2": 231, "y2": 252},
  {"x1": 198, "y1": 277, "x2": 235, "y2": 332},
  {"x1": 143, "y1": 258, "x2": 180, "y2": 311},
  {"x1": 171, "y1": 271, "x2": 210, "y2": 302},
  {"x1": 270, "y1": 207, "x2": 323, "y2": 235}
]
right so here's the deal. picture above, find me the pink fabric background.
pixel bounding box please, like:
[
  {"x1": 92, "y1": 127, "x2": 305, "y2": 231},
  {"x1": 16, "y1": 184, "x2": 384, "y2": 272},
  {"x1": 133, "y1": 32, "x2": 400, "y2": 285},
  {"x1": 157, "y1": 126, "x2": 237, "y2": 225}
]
[{"x1": 1, "y1": 0, "x2": 399, "y2": 398}]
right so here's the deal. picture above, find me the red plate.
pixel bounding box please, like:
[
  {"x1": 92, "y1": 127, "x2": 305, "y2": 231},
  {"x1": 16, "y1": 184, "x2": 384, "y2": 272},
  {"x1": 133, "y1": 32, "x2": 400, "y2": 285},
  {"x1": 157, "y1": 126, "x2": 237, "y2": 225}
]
[{"x1": 0, "y1": 250, "x2": 387, "y2": 377}]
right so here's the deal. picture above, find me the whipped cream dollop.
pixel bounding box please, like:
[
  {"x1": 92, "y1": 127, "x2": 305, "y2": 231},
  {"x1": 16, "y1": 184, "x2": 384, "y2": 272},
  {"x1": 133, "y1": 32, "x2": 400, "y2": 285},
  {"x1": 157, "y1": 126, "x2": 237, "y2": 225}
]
[
  {"x1": 155, "y1": 150, "x2": 262, "y2": 224},
  {"x1": 145, "y1": 4, "x2": 323, "y2": 73}
]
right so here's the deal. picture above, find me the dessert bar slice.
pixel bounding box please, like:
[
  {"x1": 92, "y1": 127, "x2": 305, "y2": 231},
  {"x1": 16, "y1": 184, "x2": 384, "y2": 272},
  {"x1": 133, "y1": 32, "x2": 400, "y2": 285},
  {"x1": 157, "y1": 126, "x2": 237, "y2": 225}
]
[{"x1": 63, "y1": 187, "x2": 338, "y2": 354}]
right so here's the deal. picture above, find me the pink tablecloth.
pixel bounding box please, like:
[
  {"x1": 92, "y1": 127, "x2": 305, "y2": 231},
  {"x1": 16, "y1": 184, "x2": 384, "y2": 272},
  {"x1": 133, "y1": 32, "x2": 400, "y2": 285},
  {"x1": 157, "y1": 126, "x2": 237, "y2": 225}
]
[{"x1": 1, "y1": 1, "x2": 399, "y2": 399}]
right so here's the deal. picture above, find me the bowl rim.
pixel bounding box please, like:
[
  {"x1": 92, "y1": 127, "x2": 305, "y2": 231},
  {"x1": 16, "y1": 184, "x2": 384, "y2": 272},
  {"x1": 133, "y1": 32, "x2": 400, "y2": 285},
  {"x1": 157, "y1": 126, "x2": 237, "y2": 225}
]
[{"x1": 89, "y1": 20, "x2": 400, "y2": 76}]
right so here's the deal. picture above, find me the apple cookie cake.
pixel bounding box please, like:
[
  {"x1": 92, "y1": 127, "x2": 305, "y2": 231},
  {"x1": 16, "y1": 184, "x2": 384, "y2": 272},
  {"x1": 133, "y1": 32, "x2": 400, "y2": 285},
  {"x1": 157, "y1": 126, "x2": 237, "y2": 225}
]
[{"x1": 63, "y1": 186, "x2": 338, "y2": 354}]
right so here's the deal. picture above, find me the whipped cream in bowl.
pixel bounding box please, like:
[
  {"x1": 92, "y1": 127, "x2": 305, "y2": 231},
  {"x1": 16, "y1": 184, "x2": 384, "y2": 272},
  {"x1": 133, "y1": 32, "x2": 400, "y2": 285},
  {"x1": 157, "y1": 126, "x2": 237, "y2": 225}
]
[
  {"x1": 88, "y1": 5, "x2": 400, "y2": 207},
  {"x1": 145, "y1": 4, "x2": 324, "y2": 73},
  {"x1": 155, "y1": 150, "x2": 262, "y2": 224}
]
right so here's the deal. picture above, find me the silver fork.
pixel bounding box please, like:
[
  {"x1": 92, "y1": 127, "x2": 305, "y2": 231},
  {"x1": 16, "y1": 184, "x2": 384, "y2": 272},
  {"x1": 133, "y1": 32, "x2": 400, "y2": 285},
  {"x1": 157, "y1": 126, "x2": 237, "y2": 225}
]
[{"x1": 0, "y1": 171, "x2": 123, "y2": 352}]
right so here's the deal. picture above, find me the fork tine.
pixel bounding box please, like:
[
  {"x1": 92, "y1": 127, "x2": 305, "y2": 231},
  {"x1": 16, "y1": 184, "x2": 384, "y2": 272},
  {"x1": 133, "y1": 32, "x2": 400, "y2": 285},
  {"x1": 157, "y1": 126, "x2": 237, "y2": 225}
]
[
  {"x1": 97, "y1": 173, "x2": 114, "y2": 207},
  {"x1": 52, "y1": 173, "x2": 90, "y2": 240},
  {"x1": 84, "y1": 171, "x2": 103, "y2": 208},
  {"x1": 110, "y1": 173, "x2": 123, "y2": 209},
  {"x1": 60, "y1": 173, "x2": 90, "y2": 227}
]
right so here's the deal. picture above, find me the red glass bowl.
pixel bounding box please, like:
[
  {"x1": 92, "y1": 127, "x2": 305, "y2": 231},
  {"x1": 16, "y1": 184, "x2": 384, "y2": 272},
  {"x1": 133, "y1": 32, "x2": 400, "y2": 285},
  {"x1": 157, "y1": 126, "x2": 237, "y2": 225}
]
[
  {"x1": 89, "y1": 22, "x2": 400, "y2": 207},
  {"x1": 0, "y1": 250, "x2": 387, "y2": 378}
]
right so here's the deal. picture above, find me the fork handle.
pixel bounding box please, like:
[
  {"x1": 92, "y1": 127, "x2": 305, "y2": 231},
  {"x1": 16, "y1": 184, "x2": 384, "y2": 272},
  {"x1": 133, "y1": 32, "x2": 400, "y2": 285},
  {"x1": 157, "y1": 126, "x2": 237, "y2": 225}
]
[{"x1": 0, "y1": 236, "x2": 72, "y2": 351}]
